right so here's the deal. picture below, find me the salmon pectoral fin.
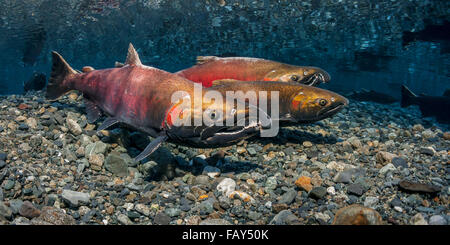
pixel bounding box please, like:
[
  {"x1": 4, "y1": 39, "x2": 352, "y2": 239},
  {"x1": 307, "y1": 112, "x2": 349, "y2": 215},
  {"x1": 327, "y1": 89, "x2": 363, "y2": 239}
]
[
  {"x1": 196, "y1": 56, "x2": 218, "y2": 65},
  {"x1": 97, "y1": 117, "x2": 120, "y2": 132},
  {"x1": 84, "y1": 98, "x2": 102, "y2": 123},
  {"x1": 211, "y1": 79, "x2": 243, "y2": 86},
  {"x1": 135, "y1": 135, "x2": 169, "y2": 162}
]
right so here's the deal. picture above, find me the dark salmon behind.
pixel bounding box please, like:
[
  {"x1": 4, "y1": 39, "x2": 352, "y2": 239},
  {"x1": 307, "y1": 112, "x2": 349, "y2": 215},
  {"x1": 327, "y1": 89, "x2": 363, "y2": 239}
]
[
  {"x1": 401, "y1": 85, "x2": 450, "y2": 123},
  {"x1": 401, "y1": 85, "x2": 417, "y2": 107}
]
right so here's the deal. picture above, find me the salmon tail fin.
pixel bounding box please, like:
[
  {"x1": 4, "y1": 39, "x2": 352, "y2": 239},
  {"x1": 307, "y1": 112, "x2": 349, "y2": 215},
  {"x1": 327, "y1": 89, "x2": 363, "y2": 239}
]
[
  {"x1": 46, "y1": 51, "x2": 79, "y2": 100},
  {"x1": 401, "y1": 85, "x2": 417, "y2": 108}
]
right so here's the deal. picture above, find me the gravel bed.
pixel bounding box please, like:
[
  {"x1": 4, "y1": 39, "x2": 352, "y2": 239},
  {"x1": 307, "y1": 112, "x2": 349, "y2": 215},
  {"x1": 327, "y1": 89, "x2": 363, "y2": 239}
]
[{"x1": 0, "y1": 91, "x2": 448, "y2": 225}]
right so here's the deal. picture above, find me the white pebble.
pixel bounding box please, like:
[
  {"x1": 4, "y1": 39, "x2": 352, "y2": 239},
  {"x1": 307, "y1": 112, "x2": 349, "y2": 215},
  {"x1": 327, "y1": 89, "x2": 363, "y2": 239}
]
[
  {"x1": 326, "y1": 186, "x2": 336, "y2": 195},
  {"x1": 217, "y1": 178, "x2": 236, "y2": 196}
]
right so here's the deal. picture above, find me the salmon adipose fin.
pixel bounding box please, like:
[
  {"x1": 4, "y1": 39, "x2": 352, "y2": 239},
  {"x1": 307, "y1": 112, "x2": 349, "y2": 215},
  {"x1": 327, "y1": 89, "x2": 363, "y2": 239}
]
[
  {"x1": 196, "y1": 56, "x2": 218, "y2": 65},
  {"x1": 401, "y1": 85, "x2": 417, "y2": 108},
  {"x1": 46, "y1": 51, "x2": 79, "y2": 100},
  {"x1": 135, "y1": 135, "x2": 169, "y2": 162},
  {"x1": 115, "y1": 61, "x2": 124, "y2": 68},
  {"x1": 82, "y1": 66, "x2": 95, "y2": 72},
  {"x1": 211, "y1": 79, "x2": 243, "y2": 86},
  {"x1": 84, "y1": 98, "x2": 102, "y2": 123}
]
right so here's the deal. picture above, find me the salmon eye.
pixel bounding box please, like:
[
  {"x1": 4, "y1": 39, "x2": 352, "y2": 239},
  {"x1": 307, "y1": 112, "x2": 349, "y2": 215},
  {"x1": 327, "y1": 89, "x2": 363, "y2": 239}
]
[
  {"x1": 290, "y1": 75, "x2": 300, "y2": 82},
  {"x1": 319, "y1": 99, "x2": 327, "y2": 106}
]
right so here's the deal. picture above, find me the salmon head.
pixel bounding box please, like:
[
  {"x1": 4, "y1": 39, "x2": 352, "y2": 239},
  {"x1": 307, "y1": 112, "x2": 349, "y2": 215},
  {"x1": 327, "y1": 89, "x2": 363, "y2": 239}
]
[
  {"x1": 287, "y1": 85, "x2": 348, "y2": 123},
  {"x1": 263, "y1": 65, "x2": 331, "y2": 86},
  {"x1": 161, "y1": 92, "x2": 271, "y2": 147}
]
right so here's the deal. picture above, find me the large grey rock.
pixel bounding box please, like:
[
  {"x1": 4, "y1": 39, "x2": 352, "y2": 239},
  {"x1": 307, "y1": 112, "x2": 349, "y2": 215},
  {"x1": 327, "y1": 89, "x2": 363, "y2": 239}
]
[
  {"x1": 309, "y1": 187, "x2": 328, "y2": 199},
  {"x1": 11, "y1": 217, "x2": 31, "y2": 225},
  {"x1": 154, "y1": 212, "x2": 171, "y2": 225},
  {"x1": 61, "y1": 190, "x2": 90, "y2": 207},
  {"x1": 379, "y1": 163, "x2": 396, "y2": 175},
  {"x1": 216, "y1": 178, "x2": 236, "y2": 196},
  {"x1": 84, "y1": 141, "x2": 108, "y2": 158},
  {"x1": 165, "y1": 208, "x2": 181, "y2": 217},
  {"x1": 19, "y1": 201, "x2": 41, "y2": 219},
  {"x1": 269, "y1": 210, "x2": 299, "y2": 225},
  {"x1": 105, "y1": 152, "x2": 129, "y2": 176},
  {"x1": 332, "y1": 205, "x2": 383, "y2": 225},
  {"x1": 9, "y1": 199, "x2": 23, "y2": 214},
  {"x1": 199, "y1": 218, "x2": 232, "y2": 225},
  {"x1": 429, "y1": 215, "x2": 447, "y2": 225},
  {"x1": 279, "y1": 189, "x2": 297, "y2": 204},
  {"x1": 31, "y1": 206, "x2": 76, "y2": 225},
  {"x1": 117, "y1": 214, "x2": 133, "y2": 225},
  {"x1": 264, "y1": 176, "x2": 277, "y2": 192},
  {"x1": 0, "y1": 201, "x2": 12, "y2": 220},
  {"x1": 347, "y1": 183, "x2": 365, "y2": 196},
  {"x1": 66, "y1": 118, "x2": 82, "y2": 136},
  {"x1": 411, "y1": 213, "x2": 428, "y2": 225},
  {"x1": 334, "y1": 168, "x2": 366, "y2": 183}
]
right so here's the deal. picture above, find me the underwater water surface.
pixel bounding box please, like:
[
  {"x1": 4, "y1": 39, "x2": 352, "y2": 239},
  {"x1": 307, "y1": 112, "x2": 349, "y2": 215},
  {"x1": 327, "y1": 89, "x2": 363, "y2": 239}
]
[{"x1": 0, "y1": 0, "x2": 448, "y2": 96}]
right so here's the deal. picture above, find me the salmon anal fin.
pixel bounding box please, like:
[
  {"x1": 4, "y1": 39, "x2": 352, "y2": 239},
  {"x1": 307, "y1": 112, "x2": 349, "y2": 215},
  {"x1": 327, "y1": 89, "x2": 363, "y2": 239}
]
[
  {"x1": 134, "y1": 135, "x2": 168, "y2": 162},
  {"x1": 196, "y1": 56, "x2": 218, "y2": 65},
  {"x1": 211, "y1": 79, "x2": 243, "y2": 86},
  {"x1": 84, "y1": 98, "x2": 102, "y2": 123},
  {"x1": 97, "y1": 117, "x2": 120, "y2": 131}
]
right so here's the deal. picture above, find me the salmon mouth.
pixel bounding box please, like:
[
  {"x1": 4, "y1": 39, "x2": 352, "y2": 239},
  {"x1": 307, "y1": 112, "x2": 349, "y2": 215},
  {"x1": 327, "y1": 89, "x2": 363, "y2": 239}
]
[
  {"x1": 302, "y1": 72, "x2": 330, "y2": 86},
  {"x1": 317, "y1": 102, "x2": 346, "y2": 119}
]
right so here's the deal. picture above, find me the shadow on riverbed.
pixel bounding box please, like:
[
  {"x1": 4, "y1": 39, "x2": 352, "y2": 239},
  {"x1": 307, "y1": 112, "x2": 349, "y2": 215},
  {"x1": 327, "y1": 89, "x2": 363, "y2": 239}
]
[
  {"x1": 100, "y1": 129, "x2": 262, "y2": 181},
  {"x1": 247, "y1": 127, "x2": 338, "y2": 146},
  {"x1": 100, "y1": 126, "x2": 338, "y2": 181}
]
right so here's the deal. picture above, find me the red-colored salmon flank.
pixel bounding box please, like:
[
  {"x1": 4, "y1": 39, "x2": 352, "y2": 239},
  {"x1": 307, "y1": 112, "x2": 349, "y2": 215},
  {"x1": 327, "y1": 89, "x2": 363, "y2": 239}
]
[
  {"x1": 176, "y1": 58, "x2": 275, "y2": 87},
  {"x1": 175, "y1": 56, "x2": 331, "y2": 87},
  {"x1": 67, "y1": 65, "x2": 196, "y2": 131}
]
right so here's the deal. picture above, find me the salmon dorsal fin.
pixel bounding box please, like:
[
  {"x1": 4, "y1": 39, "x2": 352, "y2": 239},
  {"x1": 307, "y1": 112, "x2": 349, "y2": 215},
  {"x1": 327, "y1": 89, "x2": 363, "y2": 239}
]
[
  {"x1": 125, "y1": 43, "x2": 142, "y2": 66},
  {"x1": 211, "y1": 79, "x2": 243, "y2": 86},
  {"x1": 196, "y1": 56, "x2": 218, "y2": 65}
]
